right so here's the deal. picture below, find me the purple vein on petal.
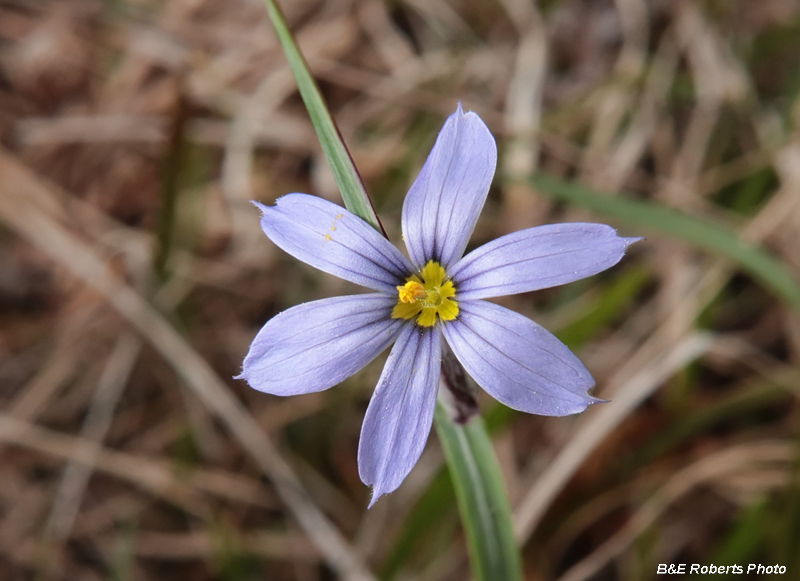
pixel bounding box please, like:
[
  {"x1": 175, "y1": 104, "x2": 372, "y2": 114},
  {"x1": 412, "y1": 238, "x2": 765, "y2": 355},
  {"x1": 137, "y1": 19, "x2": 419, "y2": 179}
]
[
  {"x1": 457, "y1": 301, "x2": 587, "y2": 389},
  {"x1": 402, "y1": 104, "x2": 497, "y2": 269},
  {"x1": 359, "y1": 324, "x2": 441, "y2": 506},
  {"x1": 451, "y1": 224, "x2": 640, "y2": 300},
  {"x1": 442, "y1": 300, "x2": 597, "y2": 416},
  {"x1": 238, "y1": 294, "x2": 405, "y2": 396},
  {"x1": 257, "y1": 195, "x2": 413, "y2": 293}
]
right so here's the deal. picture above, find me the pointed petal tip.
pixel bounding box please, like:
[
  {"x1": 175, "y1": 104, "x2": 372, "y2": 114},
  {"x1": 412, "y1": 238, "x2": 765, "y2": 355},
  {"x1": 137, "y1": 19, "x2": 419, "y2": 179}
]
[
  {"x1": 233, "y1": 371, "x2": 263, "y2": 394},
  {"x1": 453, "y1": 102, "x2": 491, "y2": 129},
  {"x1": 552, "y1": 394, "x2": 605, "y2": 417},
  {"x1": 367, "y1": 488, "x2": 384, "y2": 509},
  {"x1": 587, "y1": 395, "x2": 609, "y2": 406},
  {"x1": 624, "y1": 236, "x2": 645, "y2": 247},
  {"x1": 455, "y1": 101, "x2": 466, "y2": 116},
  {"x1": 252, "y1": 193, "x2": 317, "y2": 214},
  {"x1": 233, "y1": 370, "x2": 257, "y2": 388},
  {"x1": 556, "y1": 395, "x2": 606, "y2": 416},
  {"x1": 251, "y1": 200, "x2": 270, "y2": 214},
  {"x1": 453, "y1": 101, "x2": 487, "y2": 122}
]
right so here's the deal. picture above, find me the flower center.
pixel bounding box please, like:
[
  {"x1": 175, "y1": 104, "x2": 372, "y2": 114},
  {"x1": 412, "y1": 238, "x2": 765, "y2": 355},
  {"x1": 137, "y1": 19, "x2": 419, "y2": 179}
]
[{"x1": 392, "y1": 260, "x2": 459, "y2": 327}]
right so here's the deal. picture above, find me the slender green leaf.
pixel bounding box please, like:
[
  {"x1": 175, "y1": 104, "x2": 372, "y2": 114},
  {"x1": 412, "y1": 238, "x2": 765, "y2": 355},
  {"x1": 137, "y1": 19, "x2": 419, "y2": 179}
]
[
  {"x1": 525, "y1": 173, "x2": 800, "y2": 310},
  {"x1": 435, "y1": 403, "x2": 522, "y2": 581},
  {"x1": 261, "y1": 0, "x2": 384, "y2": 234}
]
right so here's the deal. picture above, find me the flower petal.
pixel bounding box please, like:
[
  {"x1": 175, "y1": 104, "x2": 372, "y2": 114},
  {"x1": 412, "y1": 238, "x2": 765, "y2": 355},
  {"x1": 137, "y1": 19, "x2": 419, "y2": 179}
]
[
  {"x1": 402, "y1": 104, "x2": 497, "y2": 270},
  {"x1": 442, "y1": 300, "x2": 600, "y2": 416},
  {"x1": 359, "y1": 324, "x2": 442, "y2": 506},
  {"x1": 257, "y1": 194, "x2": 414, "y2": 293},
  {"x1": 451, "y1": 224, "x2": 641, "y2": 300},
  {"x1": 238, "y1": 294, "x2": 404, "y2": 395}
]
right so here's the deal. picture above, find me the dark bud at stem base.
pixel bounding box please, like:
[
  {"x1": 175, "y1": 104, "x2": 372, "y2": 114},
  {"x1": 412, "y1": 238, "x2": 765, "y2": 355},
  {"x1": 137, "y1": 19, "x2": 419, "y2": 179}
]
[{"x1": 439, "y1": 342, "x2": 479, "y2": 424}]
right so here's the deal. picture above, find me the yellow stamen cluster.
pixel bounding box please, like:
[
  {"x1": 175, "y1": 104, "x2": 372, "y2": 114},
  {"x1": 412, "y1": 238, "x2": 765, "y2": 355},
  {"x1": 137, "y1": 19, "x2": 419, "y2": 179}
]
[{"x1": 392, "y1": 261, "x2": 459, "y2": 327}]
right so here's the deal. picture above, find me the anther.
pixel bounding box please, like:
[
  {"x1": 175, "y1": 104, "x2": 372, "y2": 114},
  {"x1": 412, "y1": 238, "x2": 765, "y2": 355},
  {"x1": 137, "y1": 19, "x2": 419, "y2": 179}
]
[{"x1": 397, "y1": 281, "x2": 426, "y2": 304}]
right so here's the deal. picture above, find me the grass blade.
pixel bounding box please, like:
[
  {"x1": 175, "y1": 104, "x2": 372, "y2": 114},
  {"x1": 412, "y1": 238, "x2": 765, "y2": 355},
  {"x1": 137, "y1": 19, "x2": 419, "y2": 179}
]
[{"x1": 261, "y1": 0, "x2": 384, "y2": 234}]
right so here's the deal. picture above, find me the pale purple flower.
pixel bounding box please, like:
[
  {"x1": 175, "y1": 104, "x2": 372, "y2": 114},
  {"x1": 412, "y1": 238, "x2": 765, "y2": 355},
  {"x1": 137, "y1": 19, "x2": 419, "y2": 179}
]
[{"x1": 238, "y1": 104, "x2": 639, "y2": 505}]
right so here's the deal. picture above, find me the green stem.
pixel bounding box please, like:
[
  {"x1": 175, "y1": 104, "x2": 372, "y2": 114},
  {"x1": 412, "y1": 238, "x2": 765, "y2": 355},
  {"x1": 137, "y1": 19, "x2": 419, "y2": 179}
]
[
  {"x1": 435, "y1": 403, "x2": 522, "y2": 581},
  {"x1": 261, "y1": 0, "x2": 385, "y2": 235}
]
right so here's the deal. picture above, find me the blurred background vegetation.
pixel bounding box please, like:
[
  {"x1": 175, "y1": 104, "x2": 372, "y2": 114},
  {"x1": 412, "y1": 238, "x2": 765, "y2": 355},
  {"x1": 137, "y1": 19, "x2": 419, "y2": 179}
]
[{"x1": 1, "y1": 0, "x2": 800, "y2": 579}]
